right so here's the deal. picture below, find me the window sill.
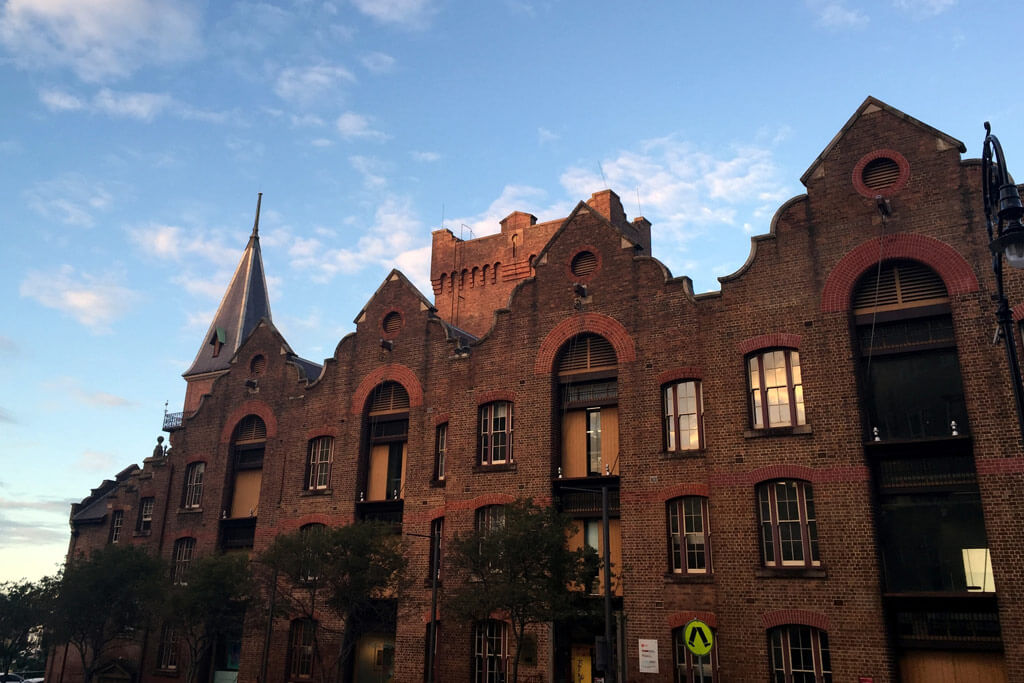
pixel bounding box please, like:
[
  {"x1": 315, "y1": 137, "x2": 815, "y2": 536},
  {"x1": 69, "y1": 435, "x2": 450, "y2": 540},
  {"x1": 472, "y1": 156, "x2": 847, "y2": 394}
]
[
  {"x1": 661, "y1": 448, "x2": 707, "y2": 460},
  {"x1": 152, "y1": 669, "x2": 180, "y2": 678},
  {"x1": 177, "y1": 507, "x2": 203, "y2": 515},
  {"x1": 755, "y1": 566, "x2": 827, "y2": 579},
  {"x1": 744, "y1": 424, "x2": 813, "y2": 439},
  {"x1": 300, "y1": 488, "x2": 332, "y2": 497},
  {"x1": 133, "y1": 530, "x2": 152, "y2": 537},
  {"x1": 664, "y1": 572, "x2": 714, "y2": 584},
  {"x1": 473, "y1": 462, "x2": 517, "y2": 474},
  {"x1": 429, "y1": 478, "x2": 446, "y2": 488}
]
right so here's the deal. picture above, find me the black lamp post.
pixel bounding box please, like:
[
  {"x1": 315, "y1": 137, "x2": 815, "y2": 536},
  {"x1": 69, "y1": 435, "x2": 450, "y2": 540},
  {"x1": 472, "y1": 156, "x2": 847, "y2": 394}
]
[{"x1": 982, "y1": 122, "x2": 1024, "y2": 442}]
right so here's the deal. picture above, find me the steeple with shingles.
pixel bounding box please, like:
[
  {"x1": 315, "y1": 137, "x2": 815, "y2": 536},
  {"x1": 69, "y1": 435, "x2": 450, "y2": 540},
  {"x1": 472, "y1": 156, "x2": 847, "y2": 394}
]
[{"x1": 184, "y1": 193, "x2": 271, "y2": 378}]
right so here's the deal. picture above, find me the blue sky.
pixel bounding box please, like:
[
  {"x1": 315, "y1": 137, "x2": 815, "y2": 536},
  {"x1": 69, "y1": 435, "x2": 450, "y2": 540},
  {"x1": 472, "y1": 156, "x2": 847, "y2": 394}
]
[{"x1": 1, "y1": 0, "x2": 1021, "y2": 582}]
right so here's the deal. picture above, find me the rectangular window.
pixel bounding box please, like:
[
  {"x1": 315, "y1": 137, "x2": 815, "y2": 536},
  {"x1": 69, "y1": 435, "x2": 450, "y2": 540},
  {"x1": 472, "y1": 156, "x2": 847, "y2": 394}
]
[
  {"x1": 172, "y1": 537, "x2": 196, "y2": 585},
  {"x1": 306, "y1": 437, "x2": 332, "y2": 490},
  {"x1": 182, "y1": 462, "x2": 205, "y2": 509},
  {"x1": 109, "y1": 510, "x2": 124, "y2": 544},
  {"x1": 137, "y1": 497, "x2": 154, "y2": 533},
  {"x1": 749, "y1": 350, "x2": 805, "y2": 429},
  {"x1": 758, "y1": 481, "x2": 820, "y2": 568},
  {"x1": 434, "y1": 423, "x2": 447, "y2": 481},
  {"x1": 479, "y1": 402, "x2": 513, "y2": 465},
  {"x1": 428, "y1": 517, "x2": 444, "y2": 582},
  {"x1": 157, "y1": 623, "x2": 178, "y2": 671},
  {"x1": 664, "y1": 381, "x2": 704, "y2": 451},
  {"x1": 769, "y1": 626, "x2": 831, "y2": 683},
  {"x1": 586, "y1": 408, "x2": 602, "y2": 474},
  {"x1": 289, "y1": 619, "x2": 316, "y2": 679},
  {"x1": 473, "y1": 620, "x2": 508, "y2": 683},
  {"x1": 669, "y1": 497, "x2": 711, "y2": 574}
]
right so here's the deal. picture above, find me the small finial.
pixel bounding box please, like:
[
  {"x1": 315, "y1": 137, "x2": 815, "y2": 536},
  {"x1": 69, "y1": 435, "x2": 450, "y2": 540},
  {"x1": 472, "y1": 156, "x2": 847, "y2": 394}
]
[
  {"x1": 605, "y1": 464, "x2": 611, "y2": 476},
  {"x1": 873, "y1": 427, "x2": 881, "y2": 442},
  {"x1": 557, "y1": 467, "x2": 563, "y2": 479},
  {"x1": 251, "y1": 192, "x2": 263, "y2": 238},
  {"x1": 359, "y1": 491, "x2": 365, "y2": 502},
  {"x1": 951, "y1": 421, "x2": 959, "y2": 436}
]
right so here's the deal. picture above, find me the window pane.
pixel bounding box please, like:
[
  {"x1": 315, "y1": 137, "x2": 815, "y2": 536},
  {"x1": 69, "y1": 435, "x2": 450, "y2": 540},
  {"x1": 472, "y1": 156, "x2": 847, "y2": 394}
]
[
  {"x1": 668, "y1": 504, "x2": 682, "y2": 572},
  {"x1": 758, "y1": 486, "x2": 775, "y2": 564},
  {"x1": 664, "y1": 387, "x2": 677, "y2": 450}
]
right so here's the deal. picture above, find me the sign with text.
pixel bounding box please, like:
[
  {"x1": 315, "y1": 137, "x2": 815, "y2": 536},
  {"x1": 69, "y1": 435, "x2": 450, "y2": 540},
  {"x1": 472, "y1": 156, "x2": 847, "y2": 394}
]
[{"x1": 638, "y1": 638, "x2": 659, "y2": 673}]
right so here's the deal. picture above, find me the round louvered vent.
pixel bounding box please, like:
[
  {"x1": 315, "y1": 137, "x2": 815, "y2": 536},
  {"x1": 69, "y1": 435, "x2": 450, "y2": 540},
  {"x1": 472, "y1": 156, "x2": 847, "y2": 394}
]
[
  {"x1": 382, "y1": 311, "x2": 402, "y2": 335},
  {"x1": 862, "y1": 157, "x2": 901, "y2": 190},
  {"x1": 571, "y1": 251, "x2": 598, "y2": 277},
  {"x1": 250, "y1": 355, "x2": 266, "y2": 376}
]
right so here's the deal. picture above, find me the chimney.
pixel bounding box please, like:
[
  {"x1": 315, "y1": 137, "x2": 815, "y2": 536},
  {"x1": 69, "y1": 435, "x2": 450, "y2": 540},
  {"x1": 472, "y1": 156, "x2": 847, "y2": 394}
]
[
  {"x1": 587, "y1": 190, "x2": 627, "y2": 226},
  {"x1": 500, "y1": 211, "x2": 538, "y2": 233}
]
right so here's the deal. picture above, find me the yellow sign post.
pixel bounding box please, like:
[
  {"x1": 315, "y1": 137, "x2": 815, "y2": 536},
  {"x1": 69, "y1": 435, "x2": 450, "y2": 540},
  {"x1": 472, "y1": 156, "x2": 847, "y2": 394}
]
[{"x1": 683, "y1": 619, "x2": 714, "y2": 657}]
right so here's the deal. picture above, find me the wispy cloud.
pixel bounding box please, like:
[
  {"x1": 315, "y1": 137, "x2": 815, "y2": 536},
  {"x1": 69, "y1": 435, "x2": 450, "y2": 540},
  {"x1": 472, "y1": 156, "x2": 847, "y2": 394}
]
[
  {"x1": 19, "y1": 265, "x2": 139, "y2": 332},
  {"x1": 360, "y1": 51, "x2": 396, "y2": 74},
  {"x1": 350, "y1": 155, "x2": 390, "y2": 188},
  {"x1": 0, "y1": 0, "x2": 202, "y2": 83},
  {"x1": 350, "y1": 0, "x2": 434, "y2": 29},
  {"x1": 274, "y1": 64, "x2": 355, "y2": 105},
  {"x1": 127, "y1": 223, "x2": 239, "y2": 265},
  {"x1": 40, "y1": 87, "x2": 228, "y2": 123},
  {"x1": 807, "y1": 0, "x2": 869, "y2": 28},
  {"x1": 0, "y1": 408, "x2": 15, "y2": 424},
  {"x1": 412, "y1": 150, "x2": 440, "y2": 162},
  {"x1": 441, "y1": 184, "x2": 571, "y2": 240},
  {"x1": 45, "y1": 377, "x2": 137, "y2": 408},
  {"x1": 0, "y1": 336, "x2": 19, "y2": 355},
  {"x1": 336, "y1": 111, "x2": 389, "y2": 140},
  {"x1": 538, "y1": 127, "x2": 560, "y2": 145},
  {"x1": 25, "y1": 174, "x2": 113, "y2": 227},
  {"x1": 76, "y1": 450, "x2": 118, "y2": 472},
  {"x1": 893, "y1": 0, "x2": 956, "y2": 16}
]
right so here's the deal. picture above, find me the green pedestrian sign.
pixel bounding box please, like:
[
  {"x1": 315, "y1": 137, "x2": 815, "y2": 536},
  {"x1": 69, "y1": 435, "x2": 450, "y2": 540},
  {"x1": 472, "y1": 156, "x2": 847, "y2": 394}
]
[{"x1": 683, "y1": 619, "x2": 714, "y2": 657}]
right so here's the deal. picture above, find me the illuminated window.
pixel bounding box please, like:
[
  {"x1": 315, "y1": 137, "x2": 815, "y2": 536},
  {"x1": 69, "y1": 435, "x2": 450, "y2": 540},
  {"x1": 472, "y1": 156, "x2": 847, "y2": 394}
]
[
  {"x1": 663, "y1": 381, "x2": 704, "y2": 451},
  {"x1": 748, "y1": 350, "x2": 805, "y2": 428}
]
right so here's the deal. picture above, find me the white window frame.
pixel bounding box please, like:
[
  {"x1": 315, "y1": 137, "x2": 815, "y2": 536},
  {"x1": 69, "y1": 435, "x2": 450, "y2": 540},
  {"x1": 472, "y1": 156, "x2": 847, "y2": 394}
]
[
  {"x1": 157, "y1": 623, "x2": 179, "y2": 671},
  {"x1": 138, "y1": 497, "x2": 154, "y2": 533},
  {"x1": 758, "y1": 481, "x2": 820, "y2": 568},
  {"x1": 435, "y1": 423, "x2": 447, "y2": 481},
  {"x1": 306, "y1": 436, "x2": 333, "y2": 491},
  {"x1": 473, "y1": 619, "x2": 508, "y2": 683},
  {"x1": 172, "y1": 537, "x2": 195, "y2": 585},
  {"x1": 663, "y1": 380, "x2": 704, "y2": 451},
  {"x1": 109, "y1": 510, "x2": 124, "y2": 544},
  {"x1": 479, "y1": 402, "x2": 513, "y2": 465},
  {"x1": 183, "y1": 462, "x2": 205, "y2": 509},
  {"x1": 748, "y1": 350, "x2": 805, "y2": 429}
]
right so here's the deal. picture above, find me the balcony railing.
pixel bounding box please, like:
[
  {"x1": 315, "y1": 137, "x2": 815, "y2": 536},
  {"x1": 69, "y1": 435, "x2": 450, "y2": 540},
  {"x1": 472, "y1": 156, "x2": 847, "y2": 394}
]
[
  {"x1": 163, "y1": 411, "x2": 184, "y2": 431},
  {"x1": 220, "y1": 518, "x2": 256, "y2": 550},
  {"x1": 356, "y1": 500, "x2": 404, "y2": 526},
  {"x1": 553, "y1": 478, "x2": 620, "y2": 516}
]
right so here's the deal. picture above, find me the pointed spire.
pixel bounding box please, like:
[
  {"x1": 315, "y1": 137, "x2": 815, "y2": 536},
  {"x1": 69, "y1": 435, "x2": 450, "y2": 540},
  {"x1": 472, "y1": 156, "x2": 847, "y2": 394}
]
[
  {"x1": 252, "y1": 192, "x2": 262, "y2": 238},
  {"x1": 183, "y1": 195, "x2": 273, "y2": 377}
]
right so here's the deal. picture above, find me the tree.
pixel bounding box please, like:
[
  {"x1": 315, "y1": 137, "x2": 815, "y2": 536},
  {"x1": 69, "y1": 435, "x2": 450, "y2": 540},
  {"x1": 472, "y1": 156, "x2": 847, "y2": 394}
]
[
  {"x1": 258, "y1": 521, "x2": 406, "y2": 682},
  {"x1": 0, "y1": 579, "x2": 52, "y2": 675},
  {"x1": 48, "y1": 544, "x2": 164, "y2": 683},
  {"x1": 446, "y1": 498, "x2": 600, "y2": 683},
  {"x1": 162, "y1": 553, "x2": 255, "y2": 683}
]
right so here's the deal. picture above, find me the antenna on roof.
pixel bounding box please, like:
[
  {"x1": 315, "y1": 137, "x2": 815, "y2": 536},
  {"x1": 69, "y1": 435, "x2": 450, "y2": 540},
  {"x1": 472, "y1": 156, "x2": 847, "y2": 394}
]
[
  {"x1": 252, "y1": 192, "x2": 263, "y2": 238},
  {"x1": 598, "y1": 162, "x2": 607, "y2": 188},
  {"x1": 635, "y1": 186, "x2": 643, "y2": 217}
]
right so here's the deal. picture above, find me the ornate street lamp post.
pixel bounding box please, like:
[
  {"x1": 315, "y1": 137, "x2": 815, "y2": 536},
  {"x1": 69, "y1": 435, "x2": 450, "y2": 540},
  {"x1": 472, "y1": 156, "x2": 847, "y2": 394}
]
[{"x1": 982, "y1": 122, "x2": 1024, "y2": 442}]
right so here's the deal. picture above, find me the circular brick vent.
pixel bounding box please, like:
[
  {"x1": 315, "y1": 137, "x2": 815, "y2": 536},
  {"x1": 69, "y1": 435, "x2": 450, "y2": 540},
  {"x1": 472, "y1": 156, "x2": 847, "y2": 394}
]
[
  {"x1": 382, "y1": 311, "x2": 403, "y2": 335},
  {"x1": 250, "y1": 354, "x2": 266, "y2": 376},
  {"x1": 571, "y1": 250, "x2": 598, "y2": 277},
  {"x1": 853, "y1": 150, "x2": 909, "y2": 198}
]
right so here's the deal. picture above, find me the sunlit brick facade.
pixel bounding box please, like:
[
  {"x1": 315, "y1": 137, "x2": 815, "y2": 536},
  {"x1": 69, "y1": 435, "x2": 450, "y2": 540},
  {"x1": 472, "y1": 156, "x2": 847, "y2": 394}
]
[{"x1": 50, "y1": 98, "x2": 1024, "y2": 683}]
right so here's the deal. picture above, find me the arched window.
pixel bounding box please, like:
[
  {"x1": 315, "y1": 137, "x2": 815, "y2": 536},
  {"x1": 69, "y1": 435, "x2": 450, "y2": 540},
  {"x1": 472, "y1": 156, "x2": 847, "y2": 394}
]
[
  {"x1": 364, "y1": 382, "x2": 408, "y2": 504},
  {"x1": 228, "y1": 416, "x2": 266, "y2": 522},
  {"x1": 557, "y1": 334, "x2": 618, "y2": 477},
  {"x1": 767, "y1": 625, "x2": 831, "y2": 682}
]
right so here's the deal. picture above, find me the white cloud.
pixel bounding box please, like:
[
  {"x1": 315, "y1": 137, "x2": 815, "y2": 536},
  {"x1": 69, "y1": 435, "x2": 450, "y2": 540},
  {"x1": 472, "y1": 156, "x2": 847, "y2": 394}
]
[
  {"x1": 350, "y1": 155, "x2": 390, "y2": 188},
  {"x1": 76, "y1": 450, "x2": 117, "y2": 472},
  {"x1": 411, "y1": 150, "x2": 440, "y2": 162},
  {"x1": 26, "y1": 174, "x2": 113, "y2": 227},
  {"x1": 311, "y1": 138, "x2": 334, "y2": 147},
  {"x1": 538, "y1": 127, "x2": 560, "y2": 144},
  {"x1": 360, "y1": 51, "x2": 395, "y2": 74},
  {"x1": 893, "y1": 0, "x2": 956, "y2": 15},
  {"x1": 127, "y1": 223, "x2": 239, "y2": 266},
  {"x1": 0, "y1": 0, "x2": 202, "y2": 83},
  {"x1": 442, "y1": 184, "x2": 571, "y2": 240},
  {"x1": 807, "y1": 0, "x2": 869, "y2": 28},
  {"x1": 46, "y1": 376, "x2": 137, "y2": 408},
  {"x1": 39, "y1": 88, "x2": 85, "y2": 111},
  {"x1": 93, "y1": 87, "x2": 172, "y2": 120},
  {"x1": 336, "y1": 111, "x2": 389, "y2": 140},
  {"x1": 274, "y1": 64, "x2": 355, "y2": 105},
  {"x1": 350, "y1": 0, "x2": 434, "y2": 28},
  {"x1": 19, "y1": 265, "x2": 139, "y2": 332}
]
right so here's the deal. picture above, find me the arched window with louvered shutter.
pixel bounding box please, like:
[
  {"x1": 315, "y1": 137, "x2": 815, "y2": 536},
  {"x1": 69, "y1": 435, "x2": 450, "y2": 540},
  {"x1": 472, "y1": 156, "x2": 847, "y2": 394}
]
[
  {"x1": 363, "y1": 382, "x2": 408, "y2": 507},
  {"x1": 852, "y1": 259, "x2": 966, "y2": 440},
  {"x1": 227, "y1": 414, "x2": 266, "y2": 528},
  {"x1": 555, "y1": 334, "x2": 618, "y2": 477}
]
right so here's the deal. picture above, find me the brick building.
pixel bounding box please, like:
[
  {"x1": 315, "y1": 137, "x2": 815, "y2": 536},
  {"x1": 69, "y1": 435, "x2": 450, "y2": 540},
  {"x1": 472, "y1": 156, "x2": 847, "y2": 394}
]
[{"x1": 48, "y1": 97, "x2": 1024, "y2": 683}]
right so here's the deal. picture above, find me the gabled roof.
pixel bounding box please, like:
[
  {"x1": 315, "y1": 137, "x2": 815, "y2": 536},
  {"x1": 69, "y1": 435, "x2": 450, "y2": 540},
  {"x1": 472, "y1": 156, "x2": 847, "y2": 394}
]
[
  {"x1": 800, "y1": 96, "x2": 966, "y2": 185},
  {"x1": 352, "y1": 269, "x2": 437, "y2": 324},
  {"x1": 185, "y1": 195, "x2": 273, "y2": 377},
  {"x1": 532, "y1": 199, "x2": 638, "y2": 267}
]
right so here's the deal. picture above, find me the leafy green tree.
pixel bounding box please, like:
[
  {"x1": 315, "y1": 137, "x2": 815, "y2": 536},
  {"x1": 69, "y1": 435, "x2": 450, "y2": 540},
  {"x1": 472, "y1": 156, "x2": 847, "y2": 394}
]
[
  {"x1": 0, "y1": 579, "x2": 53, "y2": 675},
  {"x1": 446, "y1": 498, "x2": 600, "y2": 683},
  {"x1": 162, "y1": 553, "x2": 255, "y2": 683},
  {"x1": 258, "y1": 521, "x2": 406, "y2": 682},
  {"x1": 48, "y1": 544, "x2": 164, "y2": 683}
]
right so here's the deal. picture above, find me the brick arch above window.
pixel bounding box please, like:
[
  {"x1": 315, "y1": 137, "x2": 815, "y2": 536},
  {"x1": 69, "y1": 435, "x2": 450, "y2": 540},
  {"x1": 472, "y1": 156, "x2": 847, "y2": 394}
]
[
  {"x1": 659, "y1": 483, "x2": 710, "y2": 502},
  {"x1": 534, "y1": 313, "x2": 636, "y2": 375},
  {"x1": 761, "y1": 609, "x2": 829, "y2": 632},
  {"x1": 657, "y1": 367, "x2": 703, "y2": 385},
  {"x1": 283, "y1": 513, "x2": 342, "y2": 533},
  {"x1": 668, "y1": 611, "x2": 717, "y2": 630},
  {"x1": 477, "y1": 390, "x2": 516, "y2": 405},
  {"x1": 305, "y1": 427, "x2": 340, "y2": 440},
  {"x1": 748, "y1": 464, "x2": 818, "y2": 485},
  {"x1": 219, "y1": 400, "x2": 278, "y2": 444},
  {"x1": 350, "y1": 364, "x2": 424, "y2": 415},
  {"x1": 1012, "y1": 302, "x2": 1024, "y2": 322},
  {"x1": 737, "y1": 333, "x2": 802, "y2": 356},
  {"x1": 821, "y1": 234, "x2": 979, "y2": 313}
]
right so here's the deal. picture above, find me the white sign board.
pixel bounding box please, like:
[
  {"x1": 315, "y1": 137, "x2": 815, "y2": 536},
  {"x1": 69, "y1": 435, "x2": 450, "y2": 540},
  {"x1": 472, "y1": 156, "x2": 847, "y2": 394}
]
[{"x1": 638, "y1": 638, "x2": 659, "y2": 673}]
